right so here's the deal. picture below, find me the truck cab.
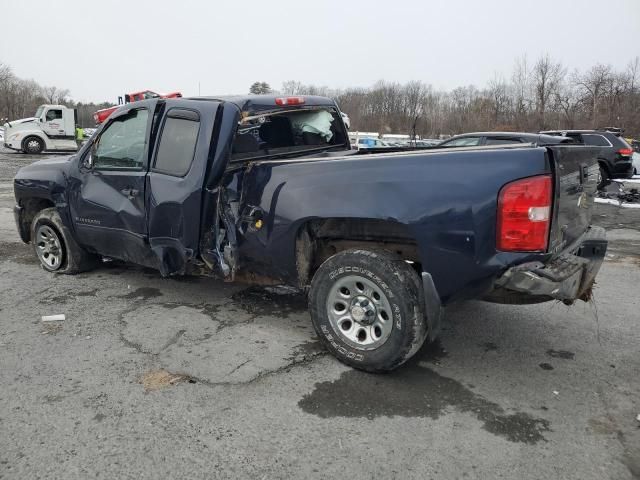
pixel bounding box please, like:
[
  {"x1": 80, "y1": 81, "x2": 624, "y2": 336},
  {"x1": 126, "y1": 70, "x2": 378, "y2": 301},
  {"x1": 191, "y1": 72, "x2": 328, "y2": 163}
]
[{"x1": 3, "y1": 104, "x2": 78, "y2": 154}]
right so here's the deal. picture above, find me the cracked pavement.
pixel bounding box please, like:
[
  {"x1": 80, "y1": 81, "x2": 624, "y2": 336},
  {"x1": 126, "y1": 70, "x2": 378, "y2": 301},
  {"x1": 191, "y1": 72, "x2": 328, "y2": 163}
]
[{"x1": 1, "y1": 149, "x2": 639, "y2": 479}]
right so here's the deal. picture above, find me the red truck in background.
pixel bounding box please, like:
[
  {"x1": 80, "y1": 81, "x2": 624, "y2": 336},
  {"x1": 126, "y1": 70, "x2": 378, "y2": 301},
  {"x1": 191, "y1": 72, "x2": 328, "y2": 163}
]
[{"x1": 93, "y1": 90, "x2": 182, "y2": 124}]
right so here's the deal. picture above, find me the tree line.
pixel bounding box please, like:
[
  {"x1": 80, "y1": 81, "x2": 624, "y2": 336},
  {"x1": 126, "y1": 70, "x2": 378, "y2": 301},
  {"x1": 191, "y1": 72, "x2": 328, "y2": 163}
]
[
  {"x1": 279, "y1": 55, "x2": 640, "y2": 138},
  {"x1": 3, "y1": 55, "x2": 639, "y2": 137},
  {"x1": 0, "y1": 62, "x2": 113, "y2": 127}
]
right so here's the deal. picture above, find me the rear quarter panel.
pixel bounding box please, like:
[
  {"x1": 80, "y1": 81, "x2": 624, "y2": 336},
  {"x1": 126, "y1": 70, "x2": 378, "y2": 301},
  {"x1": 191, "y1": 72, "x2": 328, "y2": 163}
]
[{"x1": 235, "y1": 147, "x2": 554, "y2": 303}]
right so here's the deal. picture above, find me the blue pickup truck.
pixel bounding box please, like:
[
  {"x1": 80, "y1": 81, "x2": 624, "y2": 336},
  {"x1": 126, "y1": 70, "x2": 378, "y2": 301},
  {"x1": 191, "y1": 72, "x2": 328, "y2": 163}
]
[{"x1": 13, "y1": 95, "x2": 607, "y2": 372}]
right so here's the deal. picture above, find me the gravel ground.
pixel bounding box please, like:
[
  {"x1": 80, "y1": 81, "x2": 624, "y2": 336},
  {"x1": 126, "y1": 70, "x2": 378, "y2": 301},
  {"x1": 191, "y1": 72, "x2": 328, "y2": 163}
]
[{"x1": 0, "y1": 148, "x2": 639, "y2": 480}]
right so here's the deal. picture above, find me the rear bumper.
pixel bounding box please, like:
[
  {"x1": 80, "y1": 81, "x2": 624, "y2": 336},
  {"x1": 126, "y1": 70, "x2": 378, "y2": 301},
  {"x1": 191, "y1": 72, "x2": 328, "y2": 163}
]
[
  {"x1": 495, "y1": 226, "x2": 607, "y2": 303},
  {"x1": 611, "y1": 159, "x2": 634, "y2": 178}
]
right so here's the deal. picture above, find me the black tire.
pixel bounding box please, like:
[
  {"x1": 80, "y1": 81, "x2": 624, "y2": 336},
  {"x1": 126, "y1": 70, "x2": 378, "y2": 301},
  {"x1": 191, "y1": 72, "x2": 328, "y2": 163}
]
[
  {"x1": 22, "y1": 136, "x2": 45, "y2": 154},
  {"x1": 309, "y1": 249, "x2": 428, "y2": 372},
  {"x1": 31, "y1": 208, "x2": 98, "y2": 274},
  {"x1": 597, "y1": 164, "x2": 610, "y2": 190}
]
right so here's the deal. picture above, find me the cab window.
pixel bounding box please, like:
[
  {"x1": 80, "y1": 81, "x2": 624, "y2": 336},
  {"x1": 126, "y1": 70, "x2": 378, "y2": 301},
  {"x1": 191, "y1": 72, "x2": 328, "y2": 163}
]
[
  {"x1": 45, "y1": 109, "x2": 63, "y2": 122},
  {"x1": 153, "y1": 110, "x2": 200, "y2": 177},
  {"x1": 231, "y1": 107, "x2": 347, "y2": 161},
  {"x1": 93, "y1": 109, "x2": 148, "y2": 170}
]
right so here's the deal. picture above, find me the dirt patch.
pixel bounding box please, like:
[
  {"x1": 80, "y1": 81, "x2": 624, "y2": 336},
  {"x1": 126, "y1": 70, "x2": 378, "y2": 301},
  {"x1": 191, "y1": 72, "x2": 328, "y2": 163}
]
[
  {"x1": 40, "y1": 323, "x2": 63, "y2": 335},
  {"x1": 139, "y1": 369, "x2": 194, "y2": 391}
]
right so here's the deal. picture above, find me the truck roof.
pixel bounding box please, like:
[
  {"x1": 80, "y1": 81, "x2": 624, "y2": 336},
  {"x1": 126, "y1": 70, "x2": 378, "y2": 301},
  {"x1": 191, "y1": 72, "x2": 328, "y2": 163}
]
[{"x1": 186, "y1": 95, "x2": 337, "y2": 113}]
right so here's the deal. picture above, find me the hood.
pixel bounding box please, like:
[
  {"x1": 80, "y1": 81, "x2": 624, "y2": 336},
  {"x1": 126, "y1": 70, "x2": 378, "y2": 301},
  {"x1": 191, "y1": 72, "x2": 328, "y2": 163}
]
[
  {"x1": 4, "y1": 117, "x2": 38, "y2": 135},
  {"x1": 15, "y1": 155, "x2": 74, "y2": 178},
  {"x1": 14, "y1": 155, "x2": 75, "y2": 198},
  {"x1": 5, "y1": 117, "x2": 37, "y2": 128}
]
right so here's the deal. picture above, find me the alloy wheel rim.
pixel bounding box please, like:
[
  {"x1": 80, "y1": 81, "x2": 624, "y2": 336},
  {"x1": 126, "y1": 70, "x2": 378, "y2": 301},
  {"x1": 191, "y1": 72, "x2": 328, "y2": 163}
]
[
  {"x1": 326, "y1": 274, "x2": 394, "y2": 350},
  {"x1": 35, "y1": 225, "x2": 62, "y2": 270}
]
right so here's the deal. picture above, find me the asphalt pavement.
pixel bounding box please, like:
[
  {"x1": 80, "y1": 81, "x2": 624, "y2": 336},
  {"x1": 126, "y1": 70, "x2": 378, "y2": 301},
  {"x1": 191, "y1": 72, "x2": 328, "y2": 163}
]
[{"x1": 0, "y1": 148, "x2": 639, "y2": 480}]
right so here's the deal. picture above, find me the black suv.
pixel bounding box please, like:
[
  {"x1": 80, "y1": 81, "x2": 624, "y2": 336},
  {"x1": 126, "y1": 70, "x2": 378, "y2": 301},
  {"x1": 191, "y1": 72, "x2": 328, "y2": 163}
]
[{"x1": 540, "y1": 130, "x2": 634, "y2": 189}]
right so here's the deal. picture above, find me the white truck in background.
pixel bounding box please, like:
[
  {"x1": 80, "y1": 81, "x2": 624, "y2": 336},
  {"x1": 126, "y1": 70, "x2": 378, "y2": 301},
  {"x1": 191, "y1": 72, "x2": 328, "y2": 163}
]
[{"x1": 3, "y1": 105, "x2": 79, "y2": 154}]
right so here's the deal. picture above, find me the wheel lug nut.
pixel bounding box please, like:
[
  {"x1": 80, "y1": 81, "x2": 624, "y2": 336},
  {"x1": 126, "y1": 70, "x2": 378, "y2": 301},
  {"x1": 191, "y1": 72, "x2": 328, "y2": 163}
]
[
  {"x1": 366, "y1": 310, "x2": 374, "y2": 316},
  {"x1": 360, "y1": 299, "x2": 369, "y2": 307}
]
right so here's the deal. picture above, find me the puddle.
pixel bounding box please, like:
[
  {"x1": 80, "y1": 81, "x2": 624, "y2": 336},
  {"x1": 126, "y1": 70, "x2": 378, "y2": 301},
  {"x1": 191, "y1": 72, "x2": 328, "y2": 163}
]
[
  {"x1": 231, "y1": 286, "x2": 307, "y2": 317},
  {"x1": 539, "y1": 363, "x2": 554, "y2": 371},
  {"x1": 299, "y1": 342, "x2": 550, "y2": 444},
  {"x1": 546, "y1": 349, "x2": 574, "y2": 360}
]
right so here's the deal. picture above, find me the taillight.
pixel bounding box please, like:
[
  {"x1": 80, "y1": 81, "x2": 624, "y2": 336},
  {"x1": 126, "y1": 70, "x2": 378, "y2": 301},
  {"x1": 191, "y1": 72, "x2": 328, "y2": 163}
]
[
  {"x1": 617, "y1": 148, "x2": 633, "y2": 156},
  {"x1": 497, "y1": 175, "x2": 552, "y2": 252},
  {"x1": 275, "y1": 96, "x2": 305, "y2": 106}
]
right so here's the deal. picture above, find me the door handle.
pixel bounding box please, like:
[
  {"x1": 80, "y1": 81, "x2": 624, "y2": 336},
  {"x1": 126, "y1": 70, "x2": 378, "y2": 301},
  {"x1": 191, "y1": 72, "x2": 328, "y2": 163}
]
[{"x1": 121, "y1": 188, "x2": 139, "y2": 198}]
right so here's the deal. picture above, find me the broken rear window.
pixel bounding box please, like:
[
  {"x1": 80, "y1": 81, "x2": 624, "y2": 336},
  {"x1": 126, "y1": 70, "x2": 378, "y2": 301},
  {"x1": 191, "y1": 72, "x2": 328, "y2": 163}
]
[{"x1": 231, "y1": 107, "x2": 347, "y2": 161}]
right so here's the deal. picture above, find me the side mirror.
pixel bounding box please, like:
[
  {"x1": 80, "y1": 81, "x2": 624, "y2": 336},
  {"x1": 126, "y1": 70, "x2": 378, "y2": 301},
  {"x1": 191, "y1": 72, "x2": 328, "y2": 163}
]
[{"x1": 84, "y1": 143, "x2": 96, "y2": 169}]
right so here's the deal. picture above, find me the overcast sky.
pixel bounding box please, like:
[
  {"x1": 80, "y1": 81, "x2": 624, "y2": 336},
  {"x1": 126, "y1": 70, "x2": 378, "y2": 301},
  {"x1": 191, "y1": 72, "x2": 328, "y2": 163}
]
[{"x1": 1, "y1": 0, "x2": 639, "y2": 103}]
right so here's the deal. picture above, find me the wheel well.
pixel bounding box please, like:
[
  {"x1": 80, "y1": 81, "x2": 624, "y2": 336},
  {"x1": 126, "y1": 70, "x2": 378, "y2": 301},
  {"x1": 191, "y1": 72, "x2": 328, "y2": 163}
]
[
  {"x1": 598, "y1": 160, "x2": 610, "y2": 176},
  {"x1": 295, "y1": 218, "x2": 421, "y2": 287},
  {"x1": 19, "y1": 198, "x2": 55, "y2": 242}
]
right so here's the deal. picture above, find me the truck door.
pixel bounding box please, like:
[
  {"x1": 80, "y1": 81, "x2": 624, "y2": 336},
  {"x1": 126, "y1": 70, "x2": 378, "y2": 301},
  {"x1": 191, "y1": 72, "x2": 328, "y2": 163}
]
[
  {"x1": 42, "y1": 107, "x2": 66, "y2": 137},
  {"x1": 145, "y1": 103, "x2": 217, "y2": 275},
  {"x1": 68, "y1": 104, "x2": 156, "y2": 265}
]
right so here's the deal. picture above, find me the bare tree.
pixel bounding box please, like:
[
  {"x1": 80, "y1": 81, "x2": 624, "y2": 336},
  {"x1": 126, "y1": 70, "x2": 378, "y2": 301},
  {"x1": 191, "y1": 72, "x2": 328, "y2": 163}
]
[
  {"x1": 488, "y1": 73, "x2": 509, "y2": 125},
  {"x1": 532, "y1": 54, "x2": 565, "y2": 130},
  {"x1": 511, "y1": 55, "x2": 532, "y2": 130},
  {"x1": 574, "y1": 64, "x2": 613, "y2": 128}
]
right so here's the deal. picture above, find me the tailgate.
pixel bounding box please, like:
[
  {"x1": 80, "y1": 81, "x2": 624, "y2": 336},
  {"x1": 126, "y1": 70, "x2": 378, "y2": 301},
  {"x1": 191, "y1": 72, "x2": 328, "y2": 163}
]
[{"x1": 547, "y1": 145, "x2": 600, "y2": 253}]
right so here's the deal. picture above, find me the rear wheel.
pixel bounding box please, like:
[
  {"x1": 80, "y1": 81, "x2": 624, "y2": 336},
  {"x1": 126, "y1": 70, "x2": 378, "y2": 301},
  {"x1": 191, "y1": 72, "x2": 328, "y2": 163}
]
[
  {"x1": 309, "y1": 249, "x2": 428, "y2": 372},
  {"x1": 31, "y1": 208, "x2": 98, "y2": 274},
  {"x1": 597, "y1": 164, "x2": 610, "y2": 190},
  {"x1": 22, "y1": 136, "x2": 44, "y2": 154}
]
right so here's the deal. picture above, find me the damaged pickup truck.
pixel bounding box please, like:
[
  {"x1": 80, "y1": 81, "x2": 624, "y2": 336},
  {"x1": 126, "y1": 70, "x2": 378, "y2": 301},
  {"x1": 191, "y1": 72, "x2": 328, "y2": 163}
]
[{"x1": 14, "y1": 95, "x2": 607, "y2": 372}]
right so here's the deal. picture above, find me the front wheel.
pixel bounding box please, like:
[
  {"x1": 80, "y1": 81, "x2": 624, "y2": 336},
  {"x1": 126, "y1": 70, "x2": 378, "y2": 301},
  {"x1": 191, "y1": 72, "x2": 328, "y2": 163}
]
[
  {"x1": 309, "y1": 249, "x2": 428, "y2": 372},
  {"x1": 31, "y1": 208, "x2": 98, "y2": 274},
  {"x1": 22, "y1": 136, "x2": 44, "y2": 154}
]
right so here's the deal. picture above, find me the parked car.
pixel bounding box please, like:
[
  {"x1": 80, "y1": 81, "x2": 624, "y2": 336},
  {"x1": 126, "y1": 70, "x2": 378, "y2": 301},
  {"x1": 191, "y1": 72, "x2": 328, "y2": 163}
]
[
  {"x1": 541, "y1": 130, "x2": 634, "y2": 189},
  {"x1": 357, "y1": 137, "x2": 390, "y2": 148},
  {"x1": 437, "y1": 131, "x2": 569, "y2": 148},
  {"x1": 14, "y1": 95, "x2": 607, "y2": 372}
]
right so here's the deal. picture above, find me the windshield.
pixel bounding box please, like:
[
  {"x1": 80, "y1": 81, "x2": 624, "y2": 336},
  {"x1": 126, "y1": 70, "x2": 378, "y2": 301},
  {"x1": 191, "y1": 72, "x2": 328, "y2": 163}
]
[
  {"x1": 231, "y1": 107, "x2": 347, "y2": 161},
  {"x1": 34, "y1": 106, "x2": 44, "y2": 118}
]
